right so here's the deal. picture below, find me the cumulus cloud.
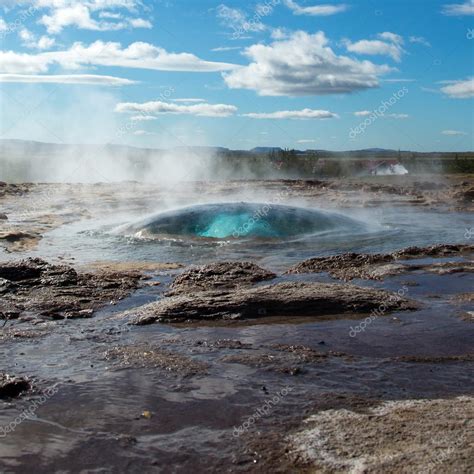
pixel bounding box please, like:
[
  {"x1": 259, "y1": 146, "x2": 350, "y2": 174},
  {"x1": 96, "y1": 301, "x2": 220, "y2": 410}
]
[
  {"x1": 442, "y1": 129, "x2": 467, "y2": 135},
  {"x1": 223, "y1": 31, "x2": 392, "y2": 96},
  {"x1": 0, "y1": 73, "x2": 136, "y2": 85},
  {"x1": 0, "y1": 41, "x2": 237, "y2": 74},
  {"x1": 19, "y1": 28, "x2": 55, "y2": 50},
  {"x1": 344, "y1": 32, "x2": 405, "y2": 62},
  {"x1": 354, "y1": 110, "x2": 371, "y2": 116},
  {"x1": 440, "y1": 78, "x2": 474, "y2": 98},
  {"x1": 285, "y1": 0, "x2": 348, "y2": 16},
  {"x1": 442, "y1": 1, "x2": 474, "y2": 15},
  {"x1": 115, "y1": 100, "x2": 237, "y2": 117},
  {"x1": 242, "y1": 108, "x2": 338, "y2": 119},
  {"x1": 17, "y1": 0, "x2": 152, "y2": 34}
]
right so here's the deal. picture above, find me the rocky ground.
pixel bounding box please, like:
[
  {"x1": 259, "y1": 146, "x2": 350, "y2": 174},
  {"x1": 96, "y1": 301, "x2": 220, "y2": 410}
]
[{"x1": 0, "y1": 176, "x2": 473, "y2": 473}]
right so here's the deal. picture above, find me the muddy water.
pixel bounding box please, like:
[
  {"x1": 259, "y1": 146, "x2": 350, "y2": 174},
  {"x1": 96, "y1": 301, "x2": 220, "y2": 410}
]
[
  {"x1": 1, "y1": 267, "x2": 473, "y2": 472},
  {"x1": 0, "y1": 182, "x2": 473, "y2": 472}
]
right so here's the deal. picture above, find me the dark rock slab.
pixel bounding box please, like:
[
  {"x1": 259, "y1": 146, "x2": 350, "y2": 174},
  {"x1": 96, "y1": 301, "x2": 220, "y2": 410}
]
[
  {"x1": 168, "y1": 261, "x2": 276, "y2": 295},
  {"x1": 287, "y1": 244, "x2": 474, "y2": 281},
  {"x1": 0, "y1": 374, "x2": 31, "y2": 398},
  {"x1": 0, "y1": 258, "x2": 144, "y2": 321},
  {"x1": 125, "y1": 281, "x2": 416, "y2": 325}
]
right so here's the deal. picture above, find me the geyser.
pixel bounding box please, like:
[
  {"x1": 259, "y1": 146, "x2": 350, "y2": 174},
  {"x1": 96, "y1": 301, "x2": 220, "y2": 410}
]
[{"x1": 121, "y1": 203, "x2": 369, "y2": 240}]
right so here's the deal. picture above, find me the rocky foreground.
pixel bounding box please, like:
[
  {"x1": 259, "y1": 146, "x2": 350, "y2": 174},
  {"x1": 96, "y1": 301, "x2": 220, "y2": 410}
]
[{"x1": 0, "y1": 178, "x2": 473, "y2": 472}]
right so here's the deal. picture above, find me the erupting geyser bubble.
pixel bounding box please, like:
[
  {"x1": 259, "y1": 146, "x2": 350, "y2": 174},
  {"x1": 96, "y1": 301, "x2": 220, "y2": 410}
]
[{"x1": 120, "y1": 203, "x2": 369, "y2": 240}]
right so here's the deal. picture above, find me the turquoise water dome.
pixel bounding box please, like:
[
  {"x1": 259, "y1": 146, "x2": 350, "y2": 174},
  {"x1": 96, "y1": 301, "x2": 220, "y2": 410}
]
[{"x1": 124, "y1": 203, "x2": 369, "y2": 240}]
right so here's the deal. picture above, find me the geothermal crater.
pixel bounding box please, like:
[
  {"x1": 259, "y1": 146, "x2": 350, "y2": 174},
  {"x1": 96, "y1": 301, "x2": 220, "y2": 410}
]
[{"x1": 122, "y1": 202, "x2": 368, "y2": 240}]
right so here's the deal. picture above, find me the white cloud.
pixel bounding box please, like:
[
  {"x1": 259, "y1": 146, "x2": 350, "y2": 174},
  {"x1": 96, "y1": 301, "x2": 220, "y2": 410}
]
[
  {"x1": 129, "y1": 18, "x2": 152, "y2": 28},
  {"x1": 98, "y1": 12, "x2": 124, "y2": 20},
  {"x1": 440, "y1": 78, "x2": 474, "y2": 98},
  {"x1": 297, "y1": 139, "x2": 317, "y2": 143},
  {"x1": 271, "y1": 27, "x2": 291, "y2": 40},
  {"x1": 242, "y1": 108, "x2": 338, "y2": 119},
  {"x1": 16, "y1": 1, "x2": 152, "y2": 34},
  {"x1": 0, "y1": 18, "x2": 7, "y2": 32},
  {"x1": 442, "y1": 1, "x2": 474, "y2": 16},
  {"x1": 19, "y1": 28, "x2": 55, "y2": 50},
  {"x1": 211, "y1": 46, "x2": 241, "y2": 52},
  {"x1": 344, "y1": 32, "x2": 405, "y2": 62},
  {"x1": 223, "y1": 31, "x2": 392, "y2": 96},
  {"x1": 37, "y1": 36, "x2": 56, "y2": 49},
  {"x1": 0, "y1": 41, "x2": 237, "y2": 74},
  {"x1": 409, "y1": 36, "x2": 431, "y2": 47},
  {"x1": 285, "y1": 0, "x2": 348, "y2": 16},
  {"x1": 442, "y1": 129, "x2": 467, "y2": 135},
  {"x1": 354, "y1": 111, "x2": 408, "y2": 119},
  {"x1": 171, "y1": 98, "x2": 206, "y2": 103},
  {"x1": 134, "y1": 130, "x2": 156, "y2": 136},
  {"x1": 130, "y1": 115, "x2": 158, "y2": 121},
  {"x1": 216, "y1": 4, "x2": 266, "y2": 35},
  {"x1": 378, "y1": 32, "x2": 404, "y2": 44},
  {"x1": 116, "y1": 100, "x2": 237, "y2": 117},
  {"x1": 383, "y1": 78, "x2": 415, "y2": 83},
  {"x1": 0, "y1": 73, "x2": 136, "y2": 85}
]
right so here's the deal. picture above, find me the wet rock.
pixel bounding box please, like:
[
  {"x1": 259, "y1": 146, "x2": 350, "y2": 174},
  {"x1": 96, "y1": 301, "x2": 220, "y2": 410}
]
[
  {"x1": 394, "y1": 354, "x2": 474, "y2": 363},
  {"x1": 85, "y1": 261, "x2": 183, "y2": 273},
  {"x1": 453, "y1": 186, "x2": 474, "y2": 203},
  {"x1": 0, "y1": 213, "x2": 7, "y2": 220},
  {"x1": 0, "y1": 258, "x2": 82, "y2": 287},
  {"x1": 393, "y1": 243, "x2": 474, "y2": 259},
  {"x1": 126, "y1": 281, "x2": 416, "y2": 324},
  {"x1": 0, "y1": 374, "x2": 31, "y2": 398},
  {"x1": 0, "y1": 231, "x2": 42, "y2": 252},
  {"x1": 105, "y1": 344, "x2": 208, "y2": 376},
  {"x1": 288, "y1": 252, "x2": 395, "y2": 281},
  {"x1": 168, "y1": 261, "x2": 276, "y2": 295},
  {"x1": 0, "y1": 258, "x2": 144, "y2": 321},
  {"x1": 193, "y1": 339, "x2": 252, "y2": 350},
  {"x1": 287, "y1": 396, "x2": 474, "y2": 473},
  {"x1": 221, "y1": 344, "x2": 348, "y2": 374},
  {"x1": 288, "y1": 244, "x2": 474, "y2": 280}
]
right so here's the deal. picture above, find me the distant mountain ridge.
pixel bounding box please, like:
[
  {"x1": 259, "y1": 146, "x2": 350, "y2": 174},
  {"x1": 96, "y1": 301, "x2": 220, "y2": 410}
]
[{"x1": 0, "y1": 140, "x2": 469, "y2": 156}]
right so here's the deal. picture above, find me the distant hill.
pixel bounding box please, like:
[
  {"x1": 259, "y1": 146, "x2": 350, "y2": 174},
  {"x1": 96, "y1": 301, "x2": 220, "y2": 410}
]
[
  {"x1": 0, "y1": 140, "x2": 471, "y2": 158},
  {"x1": 250, "y1": 147, "x2": 283, "y2": 153}
]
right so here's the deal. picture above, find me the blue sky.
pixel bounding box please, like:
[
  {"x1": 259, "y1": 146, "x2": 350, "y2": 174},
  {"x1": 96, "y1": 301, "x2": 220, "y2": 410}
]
[{"x1": 0, "y1": 0, "x2": 473, "y2": 151}]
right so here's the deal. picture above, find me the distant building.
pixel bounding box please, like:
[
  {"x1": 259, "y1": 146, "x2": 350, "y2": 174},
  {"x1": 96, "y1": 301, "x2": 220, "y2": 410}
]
[{"x1": 367, "y1": 160, "x2": 409, "y2": 176}]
